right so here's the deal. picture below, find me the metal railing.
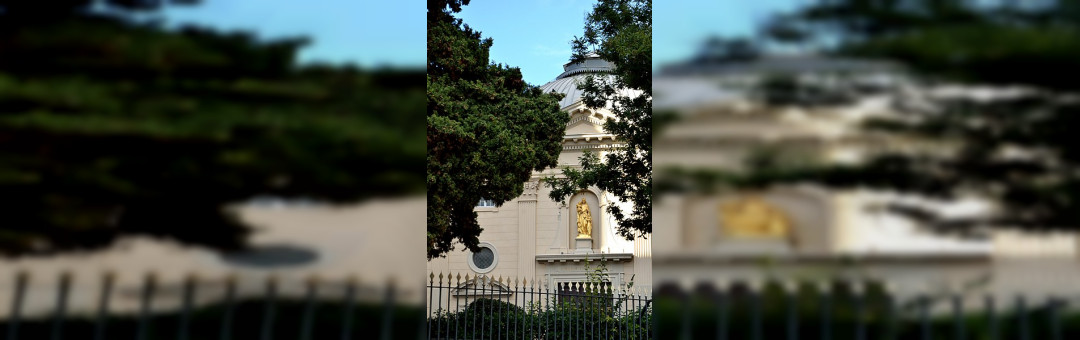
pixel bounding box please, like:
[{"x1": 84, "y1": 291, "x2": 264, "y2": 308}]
[
  {"x1": 2, "y1": 271, "x2": 423, "y2": 340},
  {"x1": 654, "y1": 280, "x2": 1077, "y2": 340},
  {"x1": 426, "y1": 273, "x2": 652, "y2": 340}
]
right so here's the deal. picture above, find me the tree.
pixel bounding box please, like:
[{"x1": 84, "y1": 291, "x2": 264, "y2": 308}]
[
  {"x1": 546, "y1": 0, "x2": 652, "y2": 241},
  {"x1": 0, "y1": 3, "x2": 426, "y2": 255},
  {"x1": 722, "y1": 0, "x2": 1080, "y2": 233},
  {"x1": 426, "y1": 0, "x2": 568, "y2": 259}
]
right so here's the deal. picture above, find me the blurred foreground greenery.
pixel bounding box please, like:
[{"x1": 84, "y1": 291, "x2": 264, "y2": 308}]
[
  {"x1": 0, "y1": 4, "x2": 425, "y2": 255},
  {"x1": 655, "y1": 280, "x2": 1072, "y2": 340},
  {"x1": 665, "y1": 0, "x2": 1080, "y2": 234}
]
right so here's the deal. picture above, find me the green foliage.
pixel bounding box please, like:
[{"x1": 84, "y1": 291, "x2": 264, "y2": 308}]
[
  {"x1": 429, "y1": 293, "x2": 651, "y2": 340},
  {"x1": 769, "y1": 0, "x2": 1080, "y2": 91},
  {"x1": 654, "y1": 281, "x2": 1080, "y2": 340},
  {"x1": 703, "y1": 0, "x2": 1080, "y2": 232},
  {"x1": 0, "y1": 8, "x2": 425, "y2": 254},
  {"x1": 426, "y1": 0, "x2": 569, "y2": 258},
  {"x1": 546, "y1": 0, "x2": 653, "y2": 241},
  {"x1": 430, "y1": 261, "x2": 651, "y2": 339}
]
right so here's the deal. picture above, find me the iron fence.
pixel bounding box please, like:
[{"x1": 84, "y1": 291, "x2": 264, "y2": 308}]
[
  {"x1": 2, "y1": 271, "x2": 424, "y2": 340},
  {"x1": 654, "y1": 279, "x2": 1080, "y2": 340},
  {"x1": 426, "y1": 273, "x2": 652, "y2": 340}
]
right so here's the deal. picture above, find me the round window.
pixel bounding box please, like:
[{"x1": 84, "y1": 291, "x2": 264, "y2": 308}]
[{"x1": 467, "y1": 242, "x2": 498, "y2": 273}]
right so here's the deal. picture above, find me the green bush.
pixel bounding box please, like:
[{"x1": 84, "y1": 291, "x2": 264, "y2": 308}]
[{"x1": 429, "y1": 296, "x2": 651, "y2": 340}]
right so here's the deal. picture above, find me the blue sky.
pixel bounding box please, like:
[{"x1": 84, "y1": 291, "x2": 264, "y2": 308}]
[
  {"x1": 455, "y1": 0, "x2": 804, "y2": 84},
  {"x1": 455, "y1": 0, "x2": 597, "y2": 86},
  {"x1": 160, "y1": 0, "x2": 425, "y2": 69},
  {"x1": 653, "y1": 0, "x2": 806, "y2": 68},
  {"x1": 152, "y1": 0, "x2": 807, "y2": 77}
]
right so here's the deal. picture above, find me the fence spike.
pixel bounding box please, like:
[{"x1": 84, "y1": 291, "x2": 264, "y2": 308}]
[
  {"x1": 430, "y1": 272, "x2": 434, "y2": 285},
  {"x1": 464, "y1": 273, "x2": 471, "y2": 284},
  {"x1": 456, "y1": 273, "x2": 462, "y2": 285}
]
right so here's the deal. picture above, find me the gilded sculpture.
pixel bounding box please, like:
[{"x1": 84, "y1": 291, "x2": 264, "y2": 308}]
[
  {"x1": 719, "y1": 195, "x2": 791, "y2": 238},
  {"x1": 576, "y1": 197, "x2": 593, "y2": 238}
]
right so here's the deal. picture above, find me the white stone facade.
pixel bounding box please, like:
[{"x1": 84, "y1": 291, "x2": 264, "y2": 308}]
[{"x1": 427, "y1": 57, "x2": 652, "y2": 293}]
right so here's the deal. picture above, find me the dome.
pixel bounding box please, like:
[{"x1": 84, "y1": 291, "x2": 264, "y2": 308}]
[{"x1": 539, "y1": 55, "x2": 621, "y2": 109}]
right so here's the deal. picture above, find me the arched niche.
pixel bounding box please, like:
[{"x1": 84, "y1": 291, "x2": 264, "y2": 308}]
[
  {"x1": 568, "y1": 190, "x2": 602, "y2": 251},
  {"x1": 680, "y1": 185, "x2": 834, "y2": 255}
]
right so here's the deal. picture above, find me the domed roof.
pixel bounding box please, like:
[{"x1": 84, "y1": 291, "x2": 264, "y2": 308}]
[{"x1": 539, "y1": 55, "x2": 619, "y2": 109}]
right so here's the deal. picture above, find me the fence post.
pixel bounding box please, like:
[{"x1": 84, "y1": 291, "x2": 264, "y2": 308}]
[
  {"x1": 260, "y1": 276, "x2": 277, "y2": 340},
  {"x1": 7, "y1": 270, "x2": 29, "y2": 340},
  {"x1": 219, "y1": 274, "x2": 237, "y2": 340},
  {"x1": 1017, "y1": 294, "x2": 1029, "y2": 340},
  {"x1": 93, "y1": 271, "x2": 114, "y2": 340},
  {"x1": 919, "y1": 294, "x2": 930, "y2": 340},
  {"x1": 455, "y1": 273, "x2": 461, "y2": 339},
  {"x1": 540, "y1": 279, "x2": 546, "y2": 340},
  {"x1": 786, "y1": 281, "x2": 798, "y2": 340},
  {"x1": 820, "y1": 281, "x2": 832, "y2": 340},
  {"x1": 339, "y1": 276, "x2": 356, "y2": 340},
  {"x1": 751, "y1": 280, "x2": 763, "y2": 340},
  {"x1": 513, "y1": 277, "x2": 519, "y2": 340},
  {"x1": 526, "y1": 278, "x2": 533, "y2": 340},
  {"x1": 178, "y1": 274, "x2": 196, "y2": 340},
  {"x1": 465, "y1": 273, "x2": 473, "y2": 340},
  {"x1": 678, "y1": 281, "x2": 689, "y2": 340},
  {"x1": 300, "y1": 275, "x2": 319, "y2": 340},
  {"x1": 1049, "y1": 296, "x2": 1062, "y2": 340},
  {"x1": 50, "y1": 271, "x2": 72, "y2": 340},
  {"x1": 381, "y1": 278, "x2": 395, "y2": 340},
  {"x1": 883, "y1": 283, "x2": 897, "y2": 340},
  {"x1": 952, "y1": 291, "x2": 964, "y2": 340},
  {"x1": 136, "y1": 272, "x2": 157, "y2": 340},
  {"x1": 717, "y1": 280, "x2": 729, "y2": 340},
  {"x1": 427, "y1": 274, "x2": 434, "y2": 340},
  {"x1": 854, "y1": 281, "x2": 865, "y2": 340},
  {"x1": 986, "y1": 294, "x2": 998, "y2": 340}
]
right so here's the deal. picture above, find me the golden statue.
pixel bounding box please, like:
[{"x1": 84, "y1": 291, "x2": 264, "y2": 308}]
[
  {"x1": 576, "y1": 198, "x2": 593, "y2": 238},
  {"x1": 719, "y1": 195, "x2": 791, "y2": 238}
]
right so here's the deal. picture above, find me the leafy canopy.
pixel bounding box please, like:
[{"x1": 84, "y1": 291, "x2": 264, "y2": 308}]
[
  {"x1": 0, "y1": 2, "x2": 425, "y2": 255},
  {"x1": 694, "y1": 0, "x2": 1080, "y2": 232},
  {"x1": 427, "y1": 0, "x2": 568, "y2": 259},
  {"x1": 546, "y1": 0, "x2": 652, "y2": 241}
]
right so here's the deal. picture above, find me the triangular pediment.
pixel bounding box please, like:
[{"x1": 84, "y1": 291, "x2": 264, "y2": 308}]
[
  {"x1": 565, "y1": 109, "x2": 607, "y2": 135},
  {"x1": 452, "y1": 275, "x2": 513, "y2": 296}
]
